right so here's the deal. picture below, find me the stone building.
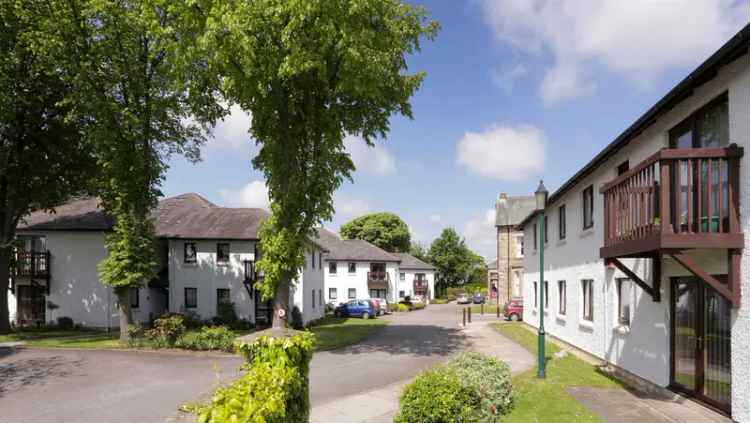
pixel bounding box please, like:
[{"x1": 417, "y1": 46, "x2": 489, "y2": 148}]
[{"x1": 488, "y1": 193, "x2": 535, "y2": 305}]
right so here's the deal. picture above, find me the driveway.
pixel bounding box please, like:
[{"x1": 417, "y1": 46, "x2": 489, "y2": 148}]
[{"x1": 0, "y1": 304, "x2": 466, "y2": 423}]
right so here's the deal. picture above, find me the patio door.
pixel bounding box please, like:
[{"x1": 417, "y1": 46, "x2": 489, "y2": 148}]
[
  {"x1": 671, "y1": 276, "x2": 731, "y2": 413},
  {"x1": 17, "y1": 285, "x2": 46, "y2": 324}
]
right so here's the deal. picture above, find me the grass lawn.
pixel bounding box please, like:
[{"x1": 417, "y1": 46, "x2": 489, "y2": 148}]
[
  {"x1": 309, "y1": 315, "x2": 388, "y2": 351},
  {"x1": 491, "y1": 323, "x2": 625, "y2": 423},
  {"x1": 0, "y1": 329, "x2": 122, "y2": 349}
]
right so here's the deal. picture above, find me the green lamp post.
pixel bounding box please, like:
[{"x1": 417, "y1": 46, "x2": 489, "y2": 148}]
[{"x1": 535, "y1": 180, "x2": 548, "y2": 379}]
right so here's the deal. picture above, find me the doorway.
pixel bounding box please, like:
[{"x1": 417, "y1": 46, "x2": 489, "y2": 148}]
[
  {"x1": 671, "y1": 276, "x2": 731, "y2": 413},
  {"x1": 16, "y1": 285, "x2": 46, "y2": 325}
]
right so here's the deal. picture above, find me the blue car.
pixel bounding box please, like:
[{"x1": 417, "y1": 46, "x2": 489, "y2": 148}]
[{"x1": 334, "y1": 299, "x2": 376, "y2": 319}]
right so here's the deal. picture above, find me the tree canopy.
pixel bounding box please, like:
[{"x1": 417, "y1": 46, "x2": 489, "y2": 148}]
[
  {"x1": 340, "y1": 212, "x2": 412, "y2": 253},
  {"x1": 429, "y1": 228, "x2": 483, "y2": 297}
]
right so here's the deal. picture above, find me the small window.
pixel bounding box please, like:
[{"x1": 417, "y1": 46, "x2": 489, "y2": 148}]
[
  {"x1": 516, "y1": 235, "x2": 524, "y2": 257},
  {"x1": 533, "y1": 282, "x2": 538, "y2": 309},
  {"x1": 329, "y1": 262, "x2": 337, "y2": 275},
  {"x1": 329, "y1": 288, "x2": 337, "y2": 300},
  {"x1": 348, "y1": 262, "x2": 356, "y2": 274},
  {"x1": 130, "y1": 287, "x2": 139, "y2": 309},
  {"x1": 617, "y1": 278, "x2": 632, "y2": 326},
  {"x1": 617, "y1": 160, "x2": 630, "y2": 175},
  {"x1": 319, "y1": 289, "x2": 323, "y2": 308},
  {"x1": 582, "y1": 186, "x2": 594, "y2": 230},
  {"x1": 319, "y1": 253, "x2": 322, "y2": 269},
  {"x1": 184, "y1": 242, "x2": 197, "y2": 264},
  {"x1": 582, "y1": 280, "x2": 594, "y2": 321},
  {"x1": 185, "y1": 287, "x2": 197, "y2": 309},
  {"x1": 312, "y1": 251, "x2": 315, "y2": 269},
  {"x1": 348, "y1": 288, "x2": 356, "y2": 299},
  {"x1": 312, "y1": 289, "x2": 315, "y2": 309},
  {"x1": 217, "y1": 288, "x2": 230, "y2": 308},
  {"x1": 543, "y1": 281, "x2": 549, "y2": 310},
  {"x1": 217, "y1": 243, "x2": 230, "y2": 263},
  {"x1": 399, "y1": 272, "x2": 405, "y2": 280},
  {"x1": 533, "y1": 224, "x2": 538, "y2": 250},
  {"x1": 399, "y1": 290, "x2": 405, "y2": 298},
  {"x1": 558, "y1": 281, "x2": 566, "y2": 315},
  {"x1": 558, "y1": 205, "x2": 566, "y2": 240}
]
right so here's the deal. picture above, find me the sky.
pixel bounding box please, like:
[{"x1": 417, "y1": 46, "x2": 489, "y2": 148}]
[{"x1": 162, "y1": 0, "x2": 750, "y2": 261}]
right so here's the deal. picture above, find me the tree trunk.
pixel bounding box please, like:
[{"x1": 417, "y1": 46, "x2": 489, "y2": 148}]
[
  {"x1": 0, "y1": 248, "x2": 10, "y2": 334},
  {"x1": 272, "y1": 281, "x2": 290, "y2": 329},
  {"x1": 115, "y1": 287, "x2": 132, "y2": 341}
]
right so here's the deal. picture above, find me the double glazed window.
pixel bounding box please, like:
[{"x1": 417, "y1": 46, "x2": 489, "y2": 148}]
[
  {"x1": 581, "y1": 280, "x2": 594, "y2": 321},
  {"x1": 216, "y1": 243, "x2": 230, "y2": 264},
  {"x1": 543, "y1": 281, "x2": 549, "y2": 309},
  {"x1": 329, "y1": 288, "x2": 337, "y2": 300},
  {"x1": 582, "y1": 186, "x2": 594, "y2": 229},
  {"x1": 533, "y1": 282, "x2": 538, "y2": 309},
  {"x1": 558, "y1": 205, "x2": 566, "y2": 240},
  {"x1": 348, "y1": 262, "x2": 357, "y2": 274},
  {"x1": 558, "y1": 281, "x2": 566, "y2": 315},
  {"x1": 348, "y1": 288, "x2": 356, "y2": 299},
  {"x1": 185, "y1": 287, "x2": 198, "y2": 309},
  {"x1": 617, "y1": 279, "x2": 632, "y2": 326},
  {"x1": 312, "y1": 290, "x2": 315, "y2": 309},
  {"x1": 184, "y1": 242, "x2": 197, "y2": 264},
  {"x1": 130, "y1": 287, "x2": 139, "y2": 309},
  {"x1": 329, "y1": 262, "x2": 337, "y2": 275},
  {"x1": 533, "y1": 224, "x2": 538, "y2": 250},
  {"x1": 544, "y1": 216, "x2": 548, "y2": 245}
]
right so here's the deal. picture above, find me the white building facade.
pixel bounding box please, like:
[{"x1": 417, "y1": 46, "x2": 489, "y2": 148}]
[
  {"x1": 519, "y1": 27, "x2": 750, "y2": 421},
  {"x1": 393, "y1": 252, "x2": 436, "y2": 301}
]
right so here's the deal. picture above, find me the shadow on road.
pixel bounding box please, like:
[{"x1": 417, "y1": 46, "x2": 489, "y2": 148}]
[
  {"x1": 328, "y1": 324, "x2": 467, "y2": 357},
  {"x1": 0, "y1": 353, "x2": 86, "y2": 398}
]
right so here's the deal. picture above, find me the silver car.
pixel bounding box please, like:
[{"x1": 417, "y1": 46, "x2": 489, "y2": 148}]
[{"x1": 456, "y1": 293, "x2": 470, "y2": 304}]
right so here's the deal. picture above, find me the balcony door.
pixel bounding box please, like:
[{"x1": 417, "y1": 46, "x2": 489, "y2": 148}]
[{"x1": 671, "y1": 276, "x2": 731, "y2": 413}]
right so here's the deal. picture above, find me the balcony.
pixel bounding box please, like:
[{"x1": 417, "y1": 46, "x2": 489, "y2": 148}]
[
  {"x1": 413, "y1": 279, "x2": 428, "y2": 292},
  {"x1": 367, "y1": 271, "x2": 389, "y2": 289},
  {"x1": 12, "y1": 251, "x2": 51, "y2": 279},
  {"x1": 600, "y1": 145, "x2": 743, "y2": 259}
]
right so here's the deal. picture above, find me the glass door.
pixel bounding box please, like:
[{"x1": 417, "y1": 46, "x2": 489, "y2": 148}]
[{"x1": 672, "y1": 278, "x2": 698, "y2": 392}]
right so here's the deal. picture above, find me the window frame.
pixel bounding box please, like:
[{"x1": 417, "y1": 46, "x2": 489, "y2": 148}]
[
  {"x1": 543, "y1": 280, "x2": 549, "y2": 310},
  {"x1": 558, "y1": 205, "x2": 566, "y2": 240},
  {"x1": 319, "y1": 289, "x2": 323, "y2": 308},
  {"x1": 312, "y1": 289, "x2": 315, "y2": 309},
  {"x1": 533, "y1": 281, "x2": 538, "y2": 309},
  {"x1": 216, "y1": 243, "x2": 230, "y2": 264},
  {"x1": 558, "y1": 280, "x2": 566, "y2": 315},
  {"x1": 581, "y1": 280, "x2": 594, "y2": 321},
  {"x1": 668, "y1": 92, "x2": 728, "y2": 149},
  {"x1": 130, "y1": 287, "x2": 139, "y2": 309},
  {"x1": 216, "y1": 288, "x2": 231, "y2": 308},
  {"x1": 329, "y1": 288, "x2": 337, "y2": 300},
  {"x1": 348, "y1": 288, "x2": 356, "y2": 299},
  {"x1": 185, "y1": 287, "x2": 198, "y2": 309},
  {"x1": 582, "y1": 186, "x2": 594, "y2": 230},
  {"x1": 312, "y1": 250, "x2": 316, "y2": 269},
  {"x1": 329, "y1": 261, "x2": 337, "y2": 275},
  {"x1": 543, "y1": 216, "x2": 548, "y2": 245},
  {"x1": 616, "y1": 278, "x2": 631, "y2": 326},
  {"x1": 533, "y1": 223, "x2": 538, "y2": 250},
  {"x1": 184, "y1": 242, "x2": 197, "y2": 264},
  {"x1": 399, "y1": 272, "x2": 405, "y2": 280},
  {"x1": 348, "y1": 262, "x2": 356, "y2": 274}
]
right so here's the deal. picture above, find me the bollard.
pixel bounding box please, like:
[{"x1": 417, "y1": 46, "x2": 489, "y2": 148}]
[
  {"x1": 462, "y1": 308, "x2": 466, "y2": 326},
  {"x1": 468, "y1": 307, "x2": 472, "y2": 323},
  {"x1": 496, "y1": 304, "x2": 500, "y2": 318}
]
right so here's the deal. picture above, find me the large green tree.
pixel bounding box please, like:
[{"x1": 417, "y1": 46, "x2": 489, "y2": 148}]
[
  {"x1": 193, "y1": 0, "x2": 438, "y2": 327},
  {"x1": 45, "y1": 0, "x2": 224, "y2": 339},
  {"x1": 0, "y1": 0, "x2": 95, "y2": 334},
  {"x1": 429, "y1": 228, "x2": 481, "y2": 297},
  {"x1": 340, "y1": 213, "x2": 411, "y2": 253}
]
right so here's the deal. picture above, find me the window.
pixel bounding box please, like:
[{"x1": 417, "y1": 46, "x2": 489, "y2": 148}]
[
  {"x1": 319, "y1": 253, "x2": 322, "y2": 269},
  {"x1": 543, "y1": 281, "x2": 549, "y2": 310},
  {"x1": 543, "y1": 216, "x2": 548, "y2": 245},
  {"x1": 582, "y1": 186, "x2": 594, "y2": 229},
  {"x1": 312, "y1": 290, "x2": 315, "y2": 309},
  {"x1": 185, "y1": 287, "x2": 197, "y2": 309},
  {"x1": 329, "y1": 288, "x2": 337, "y2": 300},
  {"x1": 312, "y1": 250, "x2": 315, "y2": 269},
  {"x1": 617, "y1": 279, "x2": 632, "y2": 326},
  {"x1": 319, "y1": 289, "x2": 323, "y2": 307},
  {"x1": 617, "y1": 160, "x2": 630, "y2": 175},
  {"x1": 217, "y1": 243, "x2": 230, "y2": 264},
  {"x1": 582, "y1": 280, "x2": 594, "y2": 321},
  {"x1": 370, "y1": 289, "x2": 387, "y2": 299},
  {"x1": 348, "y1": 262, "x2": 356, "y2": 274},
  {"x1": 348, "y1": 288, "x2": 356, "y2": 299},
  {"x1": 217, "y1": 288, "x2": 230, "y2": 310},
  {"x1": 558, "y1": 205, "x2": 566, "y2": 240},
  {"x1": 399, "y1": 272, "x2": 405, "y2": 280},
  {"x1": 516, "y1": 235, "x2": 524, "y2": 257},
  {"x1": 130, "y1": 287, "x2": 139, "y2": 309},
  {"x1": 533, "y1": 223, "x2": 538, "y2": 250},
  {"x1": 669, "y1": 94, "x2": 728, "y2": 149},
  {"x1": 533, "y1": 282, "x2": 538, "y2": 309},
  {"x1": 558, "y1": 281, "x2": 566, "y2": 315},
  {"x1": 399, "y1": 290, "x2": 405, "y2": 298},
  {"x1": 184, "y1": 242, "x2": 197, "y2": 264},
  {"x1": 329, "y1": 262, "x2": 337, "y2": 275}
]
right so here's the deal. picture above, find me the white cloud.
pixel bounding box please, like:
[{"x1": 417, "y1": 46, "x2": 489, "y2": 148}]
[
  {"x1": 429, "y1": 214, "x2": 442, "y2": 224},
  {"x1": 481, "y1": 0, "x2": 750, "y2": 103},
  {"x1": 219, "y1": 180, "x2": 269, "y2": 209},
  {"x1": 208, "y1": 105, "x2": 253, "y2": 151},
  {"x1": 457, "y1": 124, "x2": 545, "y2": 181},
  {"x1": 490, "y1": 62, "x2": 528, "y2": 94},
  {"x1": 344, "y1": 135, "x2": 397, "y2": 176},
  {"x1": 333, "y1": 193, "x2": 371, "y2": 218},
  {"x1": 463, "y1": 208, "x2": 497, "y2": 261}
]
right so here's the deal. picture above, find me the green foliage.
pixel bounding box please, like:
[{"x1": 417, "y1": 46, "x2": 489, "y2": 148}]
[
  {"x1": 413, "y1": 302, "x2": 426, "y2": 310},
  {"x1": 431, "y1": 298, "x2": 449, "y2": 304},
  {"x1": 146, "y1": 314, "x2": 186, "y2": 348},
  {"x1": 429, "y1": 228, "x2": 484, "y2": 296},
  {"x1": 198, "y1": 332, "x2": 315, "y2": 423},
  {"x1": 213, "y1": 302, "x2": 238, "y2": 327},
  {"x1": 340, "y1": 212, "x2": 411, "y2": 253},
  {"x1": 391, "y1": 303, "x2": 410, "y2": 313},
  {"x1": 126, "y1": 323, "x2": 147, "y2": 348},
  {"x1": 395, "y1": 352, "x2": 513, "y2": 422},
  {"x1": 56, "y1": 317, "x2": 74, "y2": 330},
  {"x1": 98, "y1": 214, "x2": 158, "y2": 289},
  {"x1": 290, "y1": 306, "x2": 304, "y2": 330},
  {"x1": 176, "y1": 326, "x2": 235, "y2": 352},
  {"x1": 448, "y1": 352, "x2": 513, "y2": 418},
  {"x1": 395, "y1": 366, "x2": 481, "y2": 423},
  {"x1": 409, "y1": 242, "x2": 431, "y2": 263}
]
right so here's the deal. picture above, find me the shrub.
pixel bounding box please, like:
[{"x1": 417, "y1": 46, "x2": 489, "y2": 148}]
[
  {"x1": 146, "y1": 314, "x2": 186, "y2": 347},
  {"x1": 395, "y1": 366, "x2": 481, "y2": 423},
  {"x1": 432, "y1": 298, "x2": 449, "y2": 304},
  {"x1": 213, "y1": 302, "x2": 238, "y2": 327},
  {"x1": 231, "y1": 318, "x2": 254, "y2": 331},
  {"x1": 177, "y1": 326, "x2": 236, "y2": 352},
  {"x1": 197, "y1": 332, "x2": 315, "y2": 422},
  {"x1": 447, "y1": 352, "x2": 513, "y2": 418},
  {"x1": 56, "y1": 316, "x2": 74, "y2": 330},
  {"x1": 290, "y1": 306, "x2": 304, "y2": 330},
  {"x1": 391, "y1": 303, "x2": 410, "y2": 312},
  {"x1": 446, "y1": 287, "x2": 465, "y2": 299},
  {"x1": 414, "y1": 302, "x2": 426, "y2": 310},
  {"x1": 127, "y1": 323, "x2": 147, "y2": 347}
]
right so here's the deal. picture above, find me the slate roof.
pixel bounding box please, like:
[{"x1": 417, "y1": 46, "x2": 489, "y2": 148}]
[
  {"x1": 495, "y1": 194, "x2": 536, "y2": 227},
  {"x1": 17, "y1": 193, "x2": 270, "y2": 240},
  {"x1": 392, "y1": 253, "x2": 436, "y2": 270},
  {"x1": 316, "y1": 228, "x2": 400, "y2": 262}
]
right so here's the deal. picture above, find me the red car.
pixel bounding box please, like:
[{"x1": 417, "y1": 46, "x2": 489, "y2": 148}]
[{"x1": 504, "y1": 300, "x2": 523, "y2": 321}]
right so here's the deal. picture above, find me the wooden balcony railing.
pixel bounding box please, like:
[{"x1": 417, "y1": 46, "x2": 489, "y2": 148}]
[
  {"x1": 413, "y1": 279, "x2": 428, "y2": 291},
  {"x1": 367, "y1": 271, "x2": 388, "y2": 282},
  {"x1": 12, "y1": 251, "x2": 51, "y2": 278},
  {"x1": 600, "y1": 145, "x2": 743, "y2": 258}
]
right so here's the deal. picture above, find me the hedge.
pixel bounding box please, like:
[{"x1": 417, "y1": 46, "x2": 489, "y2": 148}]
[{"x1": 197, "y1": 331, "x2": 315, "y2": 423}]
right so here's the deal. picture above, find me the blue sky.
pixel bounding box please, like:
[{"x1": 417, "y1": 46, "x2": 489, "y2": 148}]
[{"x1": 163, "y1": 0, "x2": 750, "y2": 260}]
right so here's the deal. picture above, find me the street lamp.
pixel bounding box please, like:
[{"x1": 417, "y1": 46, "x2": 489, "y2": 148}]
[{"x1": 535, "y1": 180, "x2": 548, "y2": 379}]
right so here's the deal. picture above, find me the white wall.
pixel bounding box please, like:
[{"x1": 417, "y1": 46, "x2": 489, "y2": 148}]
[
  {"x1": 323, "y1": 260, "x2": 400, "y2": 305},
  {"x1": 291, "y1": 247, "x2": 325, "y2": 325},
  {"x1": 168, "y1": 239, "x2": 255, "y2": 322},
  {"x1": 522, "y1": 53, "x2": 750, "y2": 419},
  {"x1": 395, "y1": 269, "x2": 435, "y2": 300}
]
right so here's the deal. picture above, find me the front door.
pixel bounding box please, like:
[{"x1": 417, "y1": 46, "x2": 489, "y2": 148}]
[
  {"x1": 17, "y1": 285, "x2": 45, "y2": 324},
  {"x1": 671, "y1": 276, "x2": 732, "y2": 413}
]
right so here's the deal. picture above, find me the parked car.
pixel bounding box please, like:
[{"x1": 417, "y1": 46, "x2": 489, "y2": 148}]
[
  {"x1": 369, "y1": 298, "x2": 384, "y2": 316},
  {"x1": 456, "y1": 293, "x2": 470, "y2": 304},
  {"x1": 334, "y1": 299, "x2": 377, "y2": 319},
  {"x1": 504, "y1": 300, "x2": 523, "y2": 321},
  {"x1": 399, "y1": 295, "x2": 415, "y2": 311},
  {"x1": 472, "y1": 293, "x2": 485, "y2": 304}
]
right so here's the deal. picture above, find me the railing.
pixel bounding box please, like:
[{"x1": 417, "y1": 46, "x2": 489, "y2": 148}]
[
  {"x1": 12, "y1": 251, "x2": 51, "y2": 278},
  {"x1": 367, "y1": 271, "x2": 389, "y2": 282},
  {"x1": 413, "y1": 279, "x2": 428, "y2": 290},
  {"x1": 601, "y1": 145, "x2": 742, "y2": 250}
]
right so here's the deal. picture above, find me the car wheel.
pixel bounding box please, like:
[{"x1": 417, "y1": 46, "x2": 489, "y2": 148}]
[
  {"x1": 362, "y1": 312, "x2": 370, "y2": 320},
  {"x1": 509, "y1": 313, "x2": 519, "y2": 322}
]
